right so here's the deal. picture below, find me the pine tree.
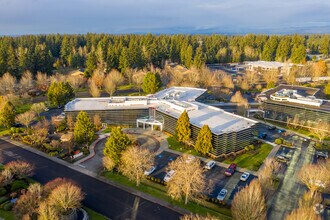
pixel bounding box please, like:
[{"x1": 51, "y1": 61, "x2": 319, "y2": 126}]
[
  {"x1": 47, "y1": 81, "x2": 74, "y2": 107},
  {"x1": 194, "y1": 125, "x2": 213, "y2": 155},
  {"x1": 118, "y1": 47, "x2": 131, "y2": 73},
  {"x1": 142, "y1": 72, "x2": 161, "y2": 94},
  {"x1": 0, "y1": 101, "x2": 15, "y2": 128},
  {"x1": 275, "y1": 37, "x2": 291, "y2": 62},
  {"x1": 84, "y1": 51, "x2": 97, "y2": 78},
  {"x1": 261, "y1": 36, "x2": 278, "y2": 61},
  {"x1": 291, "y1": 44, "x2": 306, "y2": 64},
  {"x1": 175, "y1": 110, "x2": 191, "y2": 144},
  {"x1": 193, "y1": 46, "x2": 205, "y2": 69},
  {"x1": 103, "y1": 127, "x2": 131, "y2": 165},
  {"x1": 74, "y1": 111, "x2": 95, "y2": 146}
]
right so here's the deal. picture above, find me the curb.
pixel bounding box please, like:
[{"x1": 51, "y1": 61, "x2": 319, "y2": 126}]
[{"x1": 0, "y1": 137, "x2": 190, "y2": 217}]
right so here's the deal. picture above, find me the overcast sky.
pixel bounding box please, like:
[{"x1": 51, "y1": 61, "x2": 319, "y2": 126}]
[{"x1": 0, "y1": 0, "x2": 330, "y2": 35}]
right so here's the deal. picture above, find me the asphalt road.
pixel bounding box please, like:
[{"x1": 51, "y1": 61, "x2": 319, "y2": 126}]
[{"x1": 0, "y1": 139, "x2": 182, "y2": 220}]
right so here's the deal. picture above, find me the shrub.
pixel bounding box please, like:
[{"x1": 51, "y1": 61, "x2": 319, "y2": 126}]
[
  {"x1": 274, "y1": 138, "x2": 283, "y2": 145},
  {"x1": 0, "y1": 188, "x2": 6, "y2": 196},
  {"x1": 248, "y1": 145, "x2": 255, "y2": 150},
  {"x1": 3, "y1": 202, "x2": 13, "y2": 211},
  {"x1": 0, "y1": 196, "x2": 9, "y2": 205},
  {"x1": 10, "y1": 180, "x2": 28, "y2": 191},
  {"x1": 48, "y1": 151, "x2": 59, "y2": 157}
]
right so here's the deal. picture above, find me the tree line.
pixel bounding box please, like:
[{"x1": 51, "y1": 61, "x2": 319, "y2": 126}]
[{"x1": 0, "y1": 34, "x2": 329, "y2": 78}]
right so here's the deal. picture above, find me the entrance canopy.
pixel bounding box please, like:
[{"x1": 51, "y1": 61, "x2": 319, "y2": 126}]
[{"x1": 136, "y1": 118, "x2": 163, "y2": 131}]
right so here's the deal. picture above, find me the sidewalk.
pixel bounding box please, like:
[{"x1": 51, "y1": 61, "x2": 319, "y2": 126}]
[{"x1": 0, "y1": 136, "x2": 189, "y2": 216}]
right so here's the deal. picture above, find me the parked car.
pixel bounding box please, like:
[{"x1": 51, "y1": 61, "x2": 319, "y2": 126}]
[
  {"x1": 144, "y1": 166, "x2": 157, "y2": 176},
  {"x1": 225, "y1": 163, "x2": 237, "y2": 176},
  {"x1": 163, "y1": 170, "x2": 175, "y2": 182},
  {"x1": 217, "y1": 189, "x2": 228, "y2": 201},
  {"x1": 185, "y1": 155, "x2": 196, "y2": 163},
  {"x1": 204, "y1": 160, "x2": 216, "y2": 170},
  {"x1": 316, "y1": 151, "x2": 328, "y2": 159},
  {"x1": 258, "y1": 132, "x2": 267, "y2": 139},
  {"x1": 12, "y1": 123, "x2": 23, "y2": 128},
  {"x1": 44, "y1": 108, "x2": 49, "y2": 112},
  {"x1": 275, "y1": 154, "x2": 290, "y2": 163},
  {"x1": 240, "y1": 172, "x2": 250, "y2": 181},
  {"x1": 278, "y1": 129, "x2": 285, "y2": 134},
  {"x1": 267, "y1": 125, "x2": 276, "y2": 130}
]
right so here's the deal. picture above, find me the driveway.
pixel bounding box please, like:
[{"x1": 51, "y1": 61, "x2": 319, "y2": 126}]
[{"x1": 267, "y1": 137, "x2": 315, "y2": 219}]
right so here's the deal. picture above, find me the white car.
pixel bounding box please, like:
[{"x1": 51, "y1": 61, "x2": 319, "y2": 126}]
[
  {"x1": 163, "y1": 170, "x2": 175, "y2": 182},
  {"x1": 217, "y1": 189, "x2": 227, "y2": 201},
  {"x1": 185, "y1": 155, "x2": 196, "y2": 163},
  {"x1": 44, "y1": 108, "x2": 49, "y2": 112},
  {"x1": 204, "y1": 160, "x2": 216, "y2": 170},
  {"x1": 240, "y1": 172, "x2": 250, "y2": 181},
  {"x1": 144, "y1": 166, "x2": 157, "y2": 176}
]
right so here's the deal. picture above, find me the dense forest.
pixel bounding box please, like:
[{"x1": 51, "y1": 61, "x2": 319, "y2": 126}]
[{"x1": 0, "y1": 34, "x2": 329, "y2": 78}]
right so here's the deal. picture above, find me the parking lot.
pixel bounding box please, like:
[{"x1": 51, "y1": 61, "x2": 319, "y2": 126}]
[{"x1": 149, "y1": 151, "x2": 256, "y2": 204}]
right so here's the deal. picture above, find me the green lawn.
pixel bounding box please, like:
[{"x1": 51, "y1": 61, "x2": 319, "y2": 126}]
[
  {"x1": 167, "y1": 136, "x2": 201, "y2": 157},
  {"x1": 103, "y1": 171, "x2": 232, "y2": 220},
  {"x1": 15, "y1": 103, "x2": 32, "y2": 114},
  {"x1": 84, "y1": 207, "x2": 108, "y2": 220},
  {"x1": 0, "y1": 209, "x2": 16, "y2": 220},
  {"x1": 223, "y1": 143, "x2": 273, "y2": 171},
  {"x1": 0, "y1": 127, "x2": 11, "y2": 136}
]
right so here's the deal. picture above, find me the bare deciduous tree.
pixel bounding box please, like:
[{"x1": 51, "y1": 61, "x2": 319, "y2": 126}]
[
  {"x1": 231, "y1": 179, "x2": 266, "y2": 220},
  {"x1": 258, "y1": 159, "x2": 282, "y2": 197},
  {"x1": 166, "y1": 154, "x2": 206, "y2": 205},
  {"x1": 103, "y1": 156, "x2": 116, "y2": 171},
  {"x1": 48, "y1": 182, "x2": 84, "y2": 215},
  {"x1": 91, "y1": 69, "x2": 105, "y2": 88},
  {"x1": 1, "y1": 72, "x2": 16, "y2": 94},
  {"x1": 93, "y1": 114, "x2": 102, "y2": 131},
  {"x1": 132, "y1": 71, "x2": 146, "y2": 94},
  {"x1": 298, "y1": 162, "x2": 330, "y2": 194},
  {"x1": 36, "y1": 72, "x2": 50, "y2": 92},
  {"x1": 38, "y1": 202, "x2": 60, "y2": 220},
  {"x1": 298, "y1": 190, "x2": 322, "y2": 209},
  {"x1": 89, "y1": 80, "x2": 101, "y2": 97},
  {"x1": 5, "y1": 160, "x2": 34, "y2": 179},
  {"x1": 285, "y1": 207, "x2": 321, "y2": 220},
  {"x1": 103, "y1": 76, "x2": 116, "y2": 97},
  {"x1": 308, "y1": 121, "x2": 330, "y2": 143},
  {"x1": 108, "y1": 69, "x2": 125, "y2": 86},
  {"x1": 67, "y1": 75, "x2": 85, "y2": 90},
  {"x1": 66, "y1": 115, "x2": 75, "y2": 131},
  {"x1": 222, "y1": 74, "x2": 234, "y2": 89},
  {"x1": 119, "y1": 146, "x2": 154, "y2": 186},
  {"x1": 0, "y1": 169, "x2": 14, "y2": 187},
  {"x1": 31, "y1": 102, "x2": 46, "y2": 117},
  {"x1": 19, "y1": 71, "x2": 34, "y2": 93},
  {"x1": 16, "y1": 110, "x2": 36, "y2": 130}
]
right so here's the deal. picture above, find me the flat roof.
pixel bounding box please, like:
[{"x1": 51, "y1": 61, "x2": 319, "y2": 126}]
[
  {"x1": 262, "y1": 85, "x2": 330, "y2": 112},
  {"x1": 65, "y1": 87, "x2": 258, "y2": 134}
]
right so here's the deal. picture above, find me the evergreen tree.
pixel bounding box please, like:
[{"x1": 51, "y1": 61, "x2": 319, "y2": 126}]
[
  {"x1": 84, "y1": 51, "x2": 97, "y2": 78},
  {"x1": 175, "y1": 110, "x2": 191, "y2": 144},
  {"x1": 47, "y1": 81, "x2": 74, "y2": 107},
  {"x1": 118, "y1": 47, "x2": 131, "y2": 73},
  {"x1": 0, "y1": 101, "x2": 15, "y2": 128},
  {"x1": 194, "y1": 125, "x2": 213, "y2": 155},
  {"x1": 261, "y1": 36, "x2": 278, "y2": 61},
  {"x1": 275, "y1": 37, "x2": 291, "y2": 62},
  {"x1": 320, "y1": 36, "x2": 330, "y2": 56},
  {"x1": 142, "y1": 72, "x2": 161, "y2": 94},
  {"x1": 74, "y1": 111, "x2": 95, "y2": 146},
  {"x1": 193, "y1": 46, "x2": 205, "y2": 69},
  {"x1": 291, "y1": 44, "x2": 306, "y2": 64},
  {"x1": 103, "y1": 127, "x2": 131, "y2": 165}
]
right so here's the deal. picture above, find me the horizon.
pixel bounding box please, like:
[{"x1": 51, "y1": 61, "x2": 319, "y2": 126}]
[{"x1": 0, "y1": 0, "x2": 330, "y2": 35}]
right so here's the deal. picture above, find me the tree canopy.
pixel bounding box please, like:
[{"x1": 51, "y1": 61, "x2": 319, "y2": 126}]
[
  {"x1": 73, "y1": 111, "x2": 95, "y2": 146},
  {"x1": 175, "y1": 110, "x2": 191, "y2": 144},
  {"x1": 47, "y1": 81, "x2": 74, "y2": 107},
  {"x1": 142, "y1": 72, "x2": 161, "y2": 94},
  {"x1": 0, "y1": 101, "x2": 15, "y2": 128},
  {"x1": 103, "y1": 127, "x2": 131, "y2": 165},
  {"x1": 194, "y1": 125, "x2": 213, "y2": 155}
]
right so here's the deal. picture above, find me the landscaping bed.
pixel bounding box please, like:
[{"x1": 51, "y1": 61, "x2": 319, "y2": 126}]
[
  {"x1": 167, "y1": 136, "x2": 202, "y2": 157},
  {"x1": 222, "y1": 143, "x2": 273, "y2": 171}
]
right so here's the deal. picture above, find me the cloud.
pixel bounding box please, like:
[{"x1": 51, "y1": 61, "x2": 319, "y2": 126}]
[{"x1": 0, "y1": 0, "x2": 329, "y2": 34}]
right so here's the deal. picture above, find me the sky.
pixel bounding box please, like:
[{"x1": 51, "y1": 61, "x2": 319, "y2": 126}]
[{"x1": 0, "y1": 0, "x2": 330, "y2": 35}]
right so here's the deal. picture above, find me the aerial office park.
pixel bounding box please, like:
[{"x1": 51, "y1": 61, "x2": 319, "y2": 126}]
[{"x1": 65, "y1": 87, "x2": 259, "y2": 157}]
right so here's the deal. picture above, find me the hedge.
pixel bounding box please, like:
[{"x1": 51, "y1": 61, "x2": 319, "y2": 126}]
[{"x1": 11, "y1": 180, "x2": 28, "y2": 192}]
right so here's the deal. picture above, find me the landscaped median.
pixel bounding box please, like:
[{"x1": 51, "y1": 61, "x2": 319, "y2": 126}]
[
  {"x1": 222, "y1": 143, "x2": 273, "y2": 171},
  {"x1": 102, "y1": 171, "x2": 232, "y2": 220}
]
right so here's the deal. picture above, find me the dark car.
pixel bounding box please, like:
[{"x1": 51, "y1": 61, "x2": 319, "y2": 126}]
[
  {"x1": 225, "y1": 163, "x2": 237, "y2": 176},
  {"x1": 267, "y1": 125, "x2": 276, "y2": 130},
  {"x1": 258, "y1": 132, "x2": 267, "y2": 139},
  {"x1": 12, "y1": 123, "x2": 23, "y2": 128}
]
